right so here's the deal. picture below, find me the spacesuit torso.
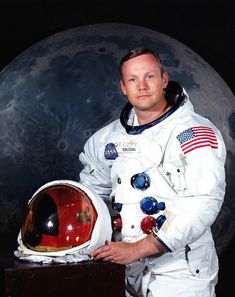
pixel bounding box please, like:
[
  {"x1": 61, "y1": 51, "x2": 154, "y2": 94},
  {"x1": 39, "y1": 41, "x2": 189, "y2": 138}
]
[{"x1": 79, "y1": 81, "x2": 226, "y2": 294}]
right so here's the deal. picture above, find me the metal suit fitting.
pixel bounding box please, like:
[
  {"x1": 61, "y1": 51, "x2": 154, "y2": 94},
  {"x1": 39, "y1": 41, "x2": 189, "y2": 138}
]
[
  {"x1": 112, "y1": 214, "x2": 122, "y2": 230},
  {"x1": 140, "y1": 196, "x2": 159, "y2": 215},
  {"x1": 140, "y1": 216, "x2": 156, "y2": 234},
  {"x1": 131, "y1": 173, "x2": 151, "y2": 191},
  {"x1": 156, "y1": 215, "x2": 166, "y2": 229},
  {"x1": 113, "y1": 202, "x2": 123, "y2": 212}
]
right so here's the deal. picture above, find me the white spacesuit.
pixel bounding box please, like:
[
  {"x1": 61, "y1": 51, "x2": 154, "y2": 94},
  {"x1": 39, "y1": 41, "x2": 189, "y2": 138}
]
[{"x1": 79, "y1": 81, "x2": 226, "y2": 296}]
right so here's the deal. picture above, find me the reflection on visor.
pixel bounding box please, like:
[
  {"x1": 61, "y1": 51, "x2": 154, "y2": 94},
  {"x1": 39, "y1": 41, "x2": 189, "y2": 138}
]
[
  {"x1": 21, "y1": 185, "x2": 98, "y2": 252},
  {"x1": 22, "y1": 193, "x2": 59, "y2": 248}
]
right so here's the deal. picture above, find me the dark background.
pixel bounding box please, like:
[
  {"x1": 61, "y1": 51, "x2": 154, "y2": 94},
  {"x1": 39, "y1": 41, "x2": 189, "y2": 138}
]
[{"x1": 0, "y1": 0, "x2": 234, "y2": 295}]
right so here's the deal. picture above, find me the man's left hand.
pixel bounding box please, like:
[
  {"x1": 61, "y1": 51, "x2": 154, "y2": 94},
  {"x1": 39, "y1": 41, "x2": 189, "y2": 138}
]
[
  {"x1": 91, "y1": 240, "x2": 139, "y2": 265},
  {"x1": 91, "y1": 234, "x2": 166, "y2": 265}
]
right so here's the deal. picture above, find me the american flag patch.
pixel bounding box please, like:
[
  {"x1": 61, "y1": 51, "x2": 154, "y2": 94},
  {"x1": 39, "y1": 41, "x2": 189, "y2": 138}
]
[{"x1": 176, "y1": 126, "x2": 218, "y2": 154}]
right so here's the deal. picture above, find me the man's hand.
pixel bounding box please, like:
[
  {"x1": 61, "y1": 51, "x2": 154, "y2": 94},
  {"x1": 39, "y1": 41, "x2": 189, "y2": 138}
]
[
  {"x1": 91, "y1": 233, "x2": 166, "y2": 265},
  {"x1": 91, "y1": 240, "x2": 139, "y2": 265}
]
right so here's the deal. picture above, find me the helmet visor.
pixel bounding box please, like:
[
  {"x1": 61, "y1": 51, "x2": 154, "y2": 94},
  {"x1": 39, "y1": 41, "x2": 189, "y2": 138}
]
[{"x1": 21, "y1": 184, "x2": 98, "y2": 252}]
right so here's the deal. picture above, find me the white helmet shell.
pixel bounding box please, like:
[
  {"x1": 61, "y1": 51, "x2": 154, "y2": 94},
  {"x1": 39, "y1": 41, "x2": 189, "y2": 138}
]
[{"x1": 14, "y1": 180, "x2": 112, "y2": 263}]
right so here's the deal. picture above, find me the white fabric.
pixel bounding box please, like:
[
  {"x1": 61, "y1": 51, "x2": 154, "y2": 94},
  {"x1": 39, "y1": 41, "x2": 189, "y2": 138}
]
[
  {"x1": 13, "y1": 250, "x2": 91, "y2": 263},
  {"x1": 79, "y1": 91, "x2": 226, "y2": 296}
]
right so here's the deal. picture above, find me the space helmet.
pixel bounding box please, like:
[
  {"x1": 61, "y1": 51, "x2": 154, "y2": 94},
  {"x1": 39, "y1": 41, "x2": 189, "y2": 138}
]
[{"x1": 15, "y1": 180, "x2": 112, "y2": 262}]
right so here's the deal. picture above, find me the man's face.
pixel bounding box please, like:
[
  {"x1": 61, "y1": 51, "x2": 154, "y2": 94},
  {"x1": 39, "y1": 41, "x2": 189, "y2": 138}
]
[{"x1": 120, "y1": 54, "x2": 169, "y2": 114}]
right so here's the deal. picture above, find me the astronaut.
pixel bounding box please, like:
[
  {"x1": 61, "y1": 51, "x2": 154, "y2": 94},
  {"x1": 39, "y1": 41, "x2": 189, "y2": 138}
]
[
  {"x1": 14, "y1": 180, "x2": 112, "y2": 263},
  {"x1": 79, "y1": 47, "x2": 226, "y2": 296}
]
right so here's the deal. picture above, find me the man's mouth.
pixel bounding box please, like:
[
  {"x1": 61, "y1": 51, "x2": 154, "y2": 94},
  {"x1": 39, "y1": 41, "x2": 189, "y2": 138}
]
[{"x1": 137, "y1": 94, "x2": 151, "y2": 99}]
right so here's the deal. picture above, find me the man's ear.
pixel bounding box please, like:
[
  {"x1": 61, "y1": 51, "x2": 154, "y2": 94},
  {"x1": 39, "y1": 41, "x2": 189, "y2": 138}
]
[
  {"x1": 162, "y1": 71, "x2": 169, "y2": 89},
  {"x1": 120, "y1": 79, "x2": 127, "y2": 96}
]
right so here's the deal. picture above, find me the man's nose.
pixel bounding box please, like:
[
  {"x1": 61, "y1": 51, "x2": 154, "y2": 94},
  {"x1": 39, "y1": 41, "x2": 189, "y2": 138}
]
[{"x1": 138, "y1": 79, "x2": 148, "y2": 91}]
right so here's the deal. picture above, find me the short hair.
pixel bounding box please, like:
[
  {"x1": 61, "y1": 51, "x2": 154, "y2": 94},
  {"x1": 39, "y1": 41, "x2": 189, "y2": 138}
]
[{"x1": 119, "y1": 47, "x2": 165, "y2": 79}]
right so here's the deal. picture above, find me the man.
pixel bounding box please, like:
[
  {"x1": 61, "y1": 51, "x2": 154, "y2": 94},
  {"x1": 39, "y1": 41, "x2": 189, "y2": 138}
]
[{"x1": 79, "y1": 47, "x2": 226, "y2": 296}]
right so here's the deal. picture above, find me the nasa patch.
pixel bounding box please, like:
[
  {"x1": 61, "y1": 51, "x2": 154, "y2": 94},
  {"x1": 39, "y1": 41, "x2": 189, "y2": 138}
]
[{"x1": 104, "y1": 143, "x2": 118, "y2": 160}]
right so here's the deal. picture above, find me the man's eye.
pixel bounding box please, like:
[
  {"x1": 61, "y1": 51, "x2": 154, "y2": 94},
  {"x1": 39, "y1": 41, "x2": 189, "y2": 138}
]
[
  {"x1": 128, "y1": 78, "x2": 135, "y2": 82},
  {"x1": 147, "y1": 74, "x2": 154, "y2": 79}
]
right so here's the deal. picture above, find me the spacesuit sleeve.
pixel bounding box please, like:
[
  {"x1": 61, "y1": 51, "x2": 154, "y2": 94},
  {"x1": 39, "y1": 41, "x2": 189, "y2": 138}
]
[
  {"x1": 155, "y1": 125, "x2": 226, "y2": 252},
  {"x1": 79, "y1": 133, "x2": 112, "y2": 206}
]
